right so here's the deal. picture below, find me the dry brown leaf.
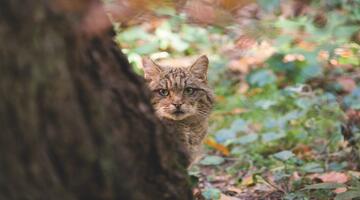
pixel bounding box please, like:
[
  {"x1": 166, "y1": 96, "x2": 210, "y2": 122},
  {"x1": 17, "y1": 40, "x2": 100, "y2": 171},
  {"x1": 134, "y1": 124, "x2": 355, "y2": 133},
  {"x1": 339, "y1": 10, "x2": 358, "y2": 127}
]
[
  {"x1": 335, "y1": 48, "x2": 353, "y2": 58},
  {"x1": 235, "y1": 35, "x2": 257, "y2": 50},
  {"x1": 228, "y1": 59, "x2": 250, "y2": 73},
  {"x1": 297, "y1": 40, "x2": 316, "y2": 51},
  {"x1": 317, "y1": 172, "x2": 349, "y2": 184},
  {"x1": 241, "y1": 175, "x2": 255, "y2": 186},
  {"x1": 337, "y1": 77, "x2": 356, "y2": 93},
  {"x1": 184, "y1": 1, "x2": 216, "y2": 25},
  {"x1": 245, "y1": 88, "x2": 263, "y2": 97},
  {"x1": 293, "y1": 144, "x2": 314, "y2": 159},
  {"x1": 220, "y1": 193, "x2": 237, "y2": 200},
  {"x1": 334, "y1": 187, "x2": 347, "y2": 194},
  {"x1": 292, "y1": 171, "x2": 301, "y2": 181},
  {"x1": 226, "y1": 186, "x2": 243, "y2": 195},
  {"x1": 238, "y1": 83, "x2": 250, "y2": 94},
  {"x1": 248, "y1": 123, "x2": 262, "y2": 132},
  {"x1": 348, "y1": 171, "x2": 360, "y2": 178},
  {"x1": 220, "y1": 0, "x2": 254, "y2": 11}
]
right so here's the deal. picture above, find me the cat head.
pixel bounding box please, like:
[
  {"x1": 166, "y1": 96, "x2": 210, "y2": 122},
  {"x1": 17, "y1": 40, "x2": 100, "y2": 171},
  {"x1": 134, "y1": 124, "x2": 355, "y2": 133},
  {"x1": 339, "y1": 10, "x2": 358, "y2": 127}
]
[{"x1": 143, "y1": 55, "x2": 214, "y2": 121}]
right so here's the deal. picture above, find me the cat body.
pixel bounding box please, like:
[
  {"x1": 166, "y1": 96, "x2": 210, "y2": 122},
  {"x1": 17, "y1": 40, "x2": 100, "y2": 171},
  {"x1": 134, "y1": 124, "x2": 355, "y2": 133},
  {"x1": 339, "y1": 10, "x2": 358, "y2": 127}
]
[{"x1": 142, "y1": 55, "x2": 214, "y2": 164}]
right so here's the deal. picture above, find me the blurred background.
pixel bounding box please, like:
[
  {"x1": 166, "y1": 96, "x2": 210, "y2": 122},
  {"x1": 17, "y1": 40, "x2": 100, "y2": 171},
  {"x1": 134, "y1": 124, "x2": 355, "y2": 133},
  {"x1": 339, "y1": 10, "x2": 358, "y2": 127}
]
[{"x1": 106, "y1": 0, "x2": 359, "y2": 199}]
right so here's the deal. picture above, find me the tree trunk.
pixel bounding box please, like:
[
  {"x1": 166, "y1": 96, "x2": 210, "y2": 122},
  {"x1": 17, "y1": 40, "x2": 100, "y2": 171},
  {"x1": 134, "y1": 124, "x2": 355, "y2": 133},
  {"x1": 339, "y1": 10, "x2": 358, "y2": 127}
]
[{"x1": 0, "y1": 1, "x2": 192, "y2": 199}]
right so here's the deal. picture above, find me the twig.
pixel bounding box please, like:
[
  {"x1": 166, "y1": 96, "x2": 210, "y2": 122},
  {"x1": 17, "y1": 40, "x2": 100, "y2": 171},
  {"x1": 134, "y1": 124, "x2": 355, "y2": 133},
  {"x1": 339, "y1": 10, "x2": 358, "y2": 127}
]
[{"x1": 255, "y1": 175, "x2": 286, "y2": 194}]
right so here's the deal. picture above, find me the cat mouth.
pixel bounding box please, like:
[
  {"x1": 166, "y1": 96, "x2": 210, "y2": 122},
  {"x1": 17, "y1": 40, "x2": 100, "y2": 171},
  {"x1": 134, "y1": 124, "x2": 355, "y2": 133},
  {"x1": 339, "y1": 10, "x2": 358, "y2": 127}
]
[{"x1": 173, "y1": 110, "x2": 185, "y2": 115}]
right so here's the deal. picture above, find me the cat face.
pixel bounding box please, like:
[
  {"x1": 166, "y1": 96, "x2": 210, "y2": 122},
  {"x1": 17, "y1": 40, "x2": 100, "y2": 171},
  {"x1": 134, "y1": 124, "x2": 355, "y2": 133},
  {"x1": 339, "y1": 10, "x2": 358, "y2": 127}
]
[{"x1": 143, "y1": 55, "x2": 214, "y2": 121}]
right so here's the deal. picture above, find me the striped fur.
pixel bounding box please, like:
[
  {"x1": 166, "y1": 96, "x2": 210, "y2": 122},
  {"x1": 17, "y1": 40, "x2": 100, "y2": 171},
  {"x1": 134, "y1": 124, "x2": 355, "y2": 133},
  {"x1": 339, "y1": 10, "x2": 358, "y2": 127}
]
[{"x1": 143, "y1": 55, "x2": 214, "y2": 165}]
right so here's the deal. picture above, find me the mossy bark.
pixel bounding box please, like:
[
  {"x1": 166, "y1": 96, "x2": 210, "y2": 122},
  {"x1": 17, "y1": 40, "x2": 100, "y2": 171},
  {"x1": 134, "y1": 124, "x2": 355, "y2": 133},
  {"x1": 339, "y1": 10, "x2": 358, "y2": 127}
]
[{"x1": 0, "y1": 1, "x2": 192, "y2": 199}]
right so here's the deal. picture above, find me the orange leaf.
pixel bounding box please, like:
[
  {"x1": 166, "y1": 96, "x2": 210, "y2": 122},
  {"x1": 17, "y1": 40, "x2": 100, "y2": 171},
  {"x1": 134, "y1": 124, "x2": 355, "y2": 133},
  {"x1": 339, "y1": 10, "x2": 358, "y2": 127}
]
[
  {"x1": 293, "y1": 144, "x2": 312, "y2": 154},
  {"x1": 231, "y1": 108, "x2": 248, "y2": 115},
  {"x1": 245, "y1": 88, "x2": 263, "y2": 97},
  {"x1": 204, "y1": 138, "x2": 230, "y2": 156}
]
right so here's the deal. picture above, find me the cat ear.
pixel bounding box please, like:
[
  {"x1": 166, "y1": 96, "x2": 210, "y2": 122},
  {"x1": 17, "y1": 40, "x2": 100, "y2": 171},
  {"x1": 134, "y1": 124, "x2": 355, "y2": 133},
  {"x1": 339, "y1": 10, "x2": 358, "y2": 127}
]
[
  {"x1": 142, "y1": 57, "x2": 162, "y2": 80},
  {"x1": 190, "y1": 55, "x2": 208, "y2": 82}
]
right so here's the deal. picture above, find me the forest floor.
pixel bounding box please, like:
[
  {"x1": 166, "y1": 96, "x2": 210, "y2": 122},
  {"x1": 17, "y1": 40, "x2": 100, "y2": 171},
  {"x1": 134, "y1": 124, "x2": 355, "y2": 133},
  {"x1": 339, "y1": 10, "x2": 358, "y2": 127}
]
[{"x1": 113, "y1": 1, "x2": 360, "y2": 199}]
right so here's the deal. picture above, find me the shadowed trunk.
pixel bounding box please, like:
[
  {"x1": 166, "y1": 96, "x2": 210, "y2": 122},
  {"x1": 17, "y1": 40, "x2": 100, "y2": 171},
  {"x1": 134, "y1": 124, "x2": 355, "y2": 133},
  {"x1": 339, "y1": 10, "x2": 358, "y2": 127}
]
[{"x1": 0, "y1": 0, "x2": 192, "y2": 199}]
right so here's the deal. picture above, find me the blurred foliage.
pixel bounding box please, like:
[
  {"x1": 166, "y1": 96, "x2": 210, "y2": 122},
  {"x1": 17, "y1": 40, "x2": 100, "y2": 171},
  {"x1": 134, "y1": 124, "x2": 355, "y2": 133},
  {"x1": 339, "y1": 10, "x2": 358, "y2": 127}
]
[{"x1": 111, "y1": 0, "x2": 360, "y2": 199}]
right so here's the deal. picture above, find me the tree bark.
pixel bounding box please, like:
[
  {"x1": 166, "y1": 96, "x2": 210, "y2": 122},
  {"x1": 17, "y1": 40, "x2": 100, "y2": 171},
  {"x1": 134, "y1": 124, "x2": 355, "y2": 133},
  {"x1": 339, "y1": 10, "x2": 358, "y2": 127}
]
[{"x1": 0, "y1": 1, "x2": 192, "y2": 199}]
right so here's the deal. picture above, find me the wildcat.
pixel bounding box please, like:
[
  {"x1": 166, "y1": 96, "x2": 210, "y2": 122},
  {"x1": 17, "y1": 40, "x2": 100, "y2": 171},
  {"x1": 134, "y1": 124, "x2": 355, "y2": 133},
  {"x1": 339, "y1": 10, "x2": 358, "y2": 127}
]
[{"x1": 142, "y1": 55, "x2": 214, "y2": 165}]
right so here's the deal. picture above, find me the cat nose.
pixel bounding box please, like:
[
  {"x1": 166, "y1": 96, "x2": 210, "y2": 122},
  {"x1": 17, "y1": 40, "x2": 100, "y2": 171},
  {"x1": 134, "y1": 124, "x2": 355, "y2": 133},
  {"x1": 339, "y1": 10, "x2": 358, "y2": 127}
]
[{"x1": 173, "y1": 103, "x2": 182, "y2": 109}]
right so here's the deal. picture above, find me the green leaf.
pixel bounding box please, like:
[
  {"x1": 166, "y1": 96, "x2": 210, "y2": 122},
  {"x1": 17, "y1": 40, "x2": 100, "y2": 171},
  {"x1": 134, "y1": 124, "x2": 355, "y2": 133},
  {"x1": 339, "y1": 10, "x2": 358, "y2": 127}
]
[
  {"x1": 301, "y1": 162, "x2": 324, "y2": 173},
  {"x1": 188, "y1": 165, "x2": 201, "y2": 176},
  {"x1": 215, "y1": 129, "x2": 236, "y2": 143},
  {"x1": 334, "y1": 25, "x2": 359, "y2": 39},
  {"x1": 233, "y1": 134, "x2": 258, "y2": 145},
  {"x1": 273, "y1": 150, "x2": 295, "y2": 161},
  {"x1": 335, "y1": 190, "x2": 360, "y2": 200},
  {"x1": 170, "y1": 35, "x2": 189, "y2": 52},
  {"x1": 202, "y1": 187, "x2": 221, "y2": 200},
  {"x1": 344, "y1": 88, "x2": 360, "y2": 109},
  {"x1": 132, "y1": 41, "x2": 159, "y2": 55},
  {"x1": 262, "y1": 132, "x2": 285, "y2": 142},
  {"x1": 248, "y1": 70, "x2": 277, "y2": 87},
  {"x1": 328, "y1": 162, "x2": 347, "y2": 171},
  {"x1": 117, "y1": 27, "x2": 150, "y2": 42},
  {"x1": 302, "y1": 183, "x2": 346, "y2": 190},
  {"x1": 257, "y1": 0, "x2": 280, "y2": 12},
  {"x1": 255, "y1": 100, "x2": 277, "y2": 110},
  {"x1": 230, "y1": 119, "x2": 248, "y2": 132},
  {"x1": 230, "y1": 147, "x2": 246, "y2": 156},
  {"x1": 200, "y1": 156, "x2": 225, "y2": 166}
]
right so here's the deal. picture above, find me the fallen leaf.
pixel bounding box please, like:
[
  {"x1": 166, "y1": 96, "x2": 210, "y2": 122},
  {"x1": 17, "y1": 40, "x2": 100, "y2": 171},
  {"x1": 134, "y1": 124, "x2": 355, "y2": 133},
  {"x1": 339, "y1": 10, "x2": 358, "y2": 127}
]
[
  {"x1": 225, "y1": 186, "x2": 243, "y2": 195},
  {"x1": 316, "y1": 172, "x2": 349, "y2": 184},
  {"x1": 293, "y1": 144, "x2": 314, "y2": 159},
  {"x1": 273, "y1": 150, "x2": 295, "y2": 161},
  {"x1": 241, "y1": 175, "x2": 255, "y2": 186},
  {"x1": 337, "y1": 77, "x2": 356, "y2": 93},
  {"x1": 302, "y1": 183, "x2": 346, "y2": 190},
  {"x1": 200, "y1": 155, "x2": 225, "y2": 166},
  {"x1": 335, "y1": 190, "x2": 360, "y2": 200},
  {"x1": 235, "y1": 35, "x2": 257, "y2": 50},
  {"x1": 292, "y1": 171, "x2": 301, "y2": 181},
  {"x1": 204, "y1": 138, "x2": 230, "y2": 156},
  {"x1": 245, "y1": 88, "x2": 263, "y2": 97},
  {"x1": 293, "y1": 144, "x2": 312, "y2": 155},
  {"x1": 348, "y1": 171, "x2": 360, "y2": 178},
  {"x1": 228, "y1": 59, "x2": 250, "y2": 73},
  {"x1": 297, "y1": 40, "x2": 316, "y2": 51},
  {"x1": 216, "y1": 95, "x2": 226, "y2": 103},
  {"x1": 335, "y1": 48, "x2": 353, "y2": 58},
  {"x1": 248, "y1": 123, "x2": 262, "y2": 132},
  {"x1": 231, "y1": 108, "x2": 248, "y2": 115},
  {"x1": 317, "y1": 50, "x2": 330, "y2": 61},
  {"x1": 202, "y1": 187, "x2": 221, "y2": 200},
  {"x1": 283, "y1": 53, "x2": 305, "y2": 62},
  {"x1": 238, "y1": 83, "x2": 249, "y2": 94},
  {"x1": 220, "y1": 193, "x2": 237, "y2": 200},
  {"x1": 220, "y1": 0, "x2": 255, "y2": 12},
  {"x1": 334, "y1": 187, "x2": 347, "y2": 194}
]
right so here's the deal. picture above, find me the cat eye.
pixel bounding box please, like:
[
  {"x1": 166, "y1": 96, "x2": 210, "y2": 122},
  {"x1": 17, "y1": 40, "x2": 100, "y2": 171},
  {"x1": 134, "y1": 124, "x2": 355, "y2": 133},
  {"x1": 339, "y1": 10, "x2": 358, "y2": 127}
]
[
  {"x1": 184, "y1": 87, "x2": 195, "y2": 95},
  {"x1": 158, "y1": 89, "x2": 169, "y2": 96}
]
